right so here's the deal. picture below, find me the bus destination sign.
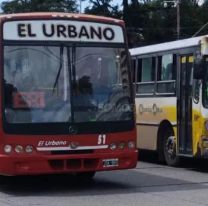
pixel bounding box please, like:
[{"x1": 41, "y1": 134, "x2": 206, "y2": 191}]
[{"x1": 3, "y1": 20, "x2": 124, "y2": 43}]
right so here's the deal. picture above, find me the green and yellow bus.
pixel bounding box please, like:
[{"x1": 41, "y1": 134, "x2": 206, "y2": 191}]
[{"x1": 130, "y1": 36, "x2": 208, "y2": 166}]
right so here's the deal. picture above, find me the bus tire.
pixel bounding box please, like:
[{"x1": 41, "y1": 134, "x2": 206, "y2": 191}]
[
  {"x1": 163, "y1": 127, "x2": 180, "y2": 166},
  {"x1": 76, "y1": 171, "x2": 96, "y2": 181}
]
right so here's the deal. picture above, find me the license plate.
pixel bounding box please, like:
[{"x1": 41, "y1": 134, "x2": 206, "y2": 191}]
[{"x1": 103, "y1": 158, "x2": 119, "y2": 168}]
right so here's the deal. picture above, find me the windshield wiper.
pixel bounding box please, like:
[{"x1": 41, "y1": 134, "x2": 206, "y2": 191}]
[{"x1": 52, "y1": 45, "x2": 64, "y2": 94}]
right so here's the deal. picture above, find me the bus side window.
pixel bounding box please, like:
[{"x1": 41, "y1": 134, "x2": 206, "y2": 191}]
[
  {"x1": 136, "y1": 57, "x2": 155, "y2": 94},
  {"x1": 136, "y1": 59, "x2": 142, "y2": 83},
  {"x1": 157, "y1": 54, "x2": 176, "y2": 94},
  {"x1": 135, "y1": 58, "x2": 141, "y2": 94},
  {"x1": 141, "y1": 57, "x2": 155, "y2": 81},
  {"x1": 131, "y1": 59, "x2": 136, "y2": 83},
  {"x1": 130, "y1": 58, "x2": 137, "y2": 95}
]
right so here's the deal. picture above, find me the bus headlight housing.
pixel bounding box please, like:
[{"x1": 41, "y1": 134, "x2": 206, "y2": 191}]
[
  {"x1": 110, "y1": 143, "x2": 117, "y2": 150},
  {"x1": 128, "y1": 141, "x2": 135, "y2": 149},
  {"x1": 15, "y1": 145, "x2": 24, "y2": 153},
  {"x1": 118, "y1": 142, "x2": 126, "y2": 149},
  {"x1": 4, "y1": 145, "x2": 12, "y2": 154},
  {"x1": 25, "y1": 145, "x2": 33, "y2": 153}
]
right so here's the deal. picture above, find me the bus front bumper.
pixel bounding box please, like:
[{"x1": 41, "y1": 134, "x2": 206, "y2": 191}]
[{"x1": 0, "y1": 150, "x2": 138, "y2": 176}]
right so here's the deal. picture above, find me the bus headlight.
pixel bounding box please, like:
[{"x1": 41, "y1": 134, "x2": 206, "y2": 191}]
[
  {"x1": 15, "y1": 145, "x2": 24, "y2": 153},
  {"x1": 110, "y1": 143, "x2": 117, "y2": 150},
  {"x1": 25, "y1": 145, "x2": 33, "y2": 153},
  {"x1": 118, "y1": 142, "x2": 126, "y2": 149},
  {"x1": 4, "y1": 145, "x2": 12, "y2": 154},
  {"x1": 128, "y1": 141, "x2": 135, "y2": 149}
]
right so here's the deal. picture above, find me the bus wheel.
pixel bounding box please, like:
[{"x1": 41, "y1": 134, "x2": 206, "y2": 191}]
[
  {"x1": 163, "y1": 128, "x2": 179, "y2": 166},
  {"x1": 76, "y1": 172, "x2": 96, "y2": 181}
]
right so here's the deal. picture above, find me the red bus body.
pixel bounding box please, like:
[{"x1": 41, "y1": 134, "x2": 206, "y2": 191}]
[{"x1": 0, "y1": 13, "x2": 137, "y2": 176}]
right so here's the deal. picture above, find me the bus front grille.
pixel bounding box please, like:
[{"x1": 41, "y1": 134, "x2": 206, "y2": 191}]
[{"x1": 49, "y1": 158, "x2": 99, "y2": 171}]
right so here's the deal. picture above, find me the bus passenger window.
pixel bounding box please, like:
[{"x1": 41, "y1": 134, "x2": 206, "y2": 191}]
[
  {"x1": 131, "y1": 59, "x2": 136, "y2": 83},
  {"x1": 141, "y1": 57, "x2": 155, "y2": 82},
  {"x1": 157, "y1": 54, "x2": 176, "y2": 94},
  {"x1": 136, "y1": 57, "x2": 155, "y2": 94},
  {"x1": 159, "y1": 54, "x2": 174, "y2": 81},
  {"x1": 136, "y1": 59, "x2": 142, "y2": 82}
]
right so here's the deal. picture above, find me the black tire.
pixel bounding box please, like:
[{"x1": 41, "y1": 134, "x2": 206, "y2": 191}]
[
  {"x1": 163, "y1": 127, "x2": 180, "y2": 166},
  {"x1": 76, "y1": 172, "x2": 96, "y2": 181}
]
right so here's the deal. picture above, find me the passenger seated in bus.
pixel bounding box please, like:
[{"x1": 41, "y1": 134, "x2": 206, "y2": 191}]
[{"x1": 4, "y1": 80, "x2": 32, "y2": 123}]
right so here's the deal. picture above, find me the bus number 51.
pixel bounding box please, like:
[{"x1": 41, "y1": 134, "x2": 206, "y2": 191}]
[{"x1": 98, "y1": 134, "x2": 106, "y2": 145}]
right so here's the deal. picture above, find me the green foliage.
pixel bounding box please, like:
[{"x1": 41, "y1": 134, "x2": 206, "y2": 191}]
[
  {"x1": 85, "y1": 0, "x2": 121, "y2": 18},
  {"x1": 1, "y1": 0, "x2": 78, "y2": 13},
  {"x1": 122, "y1": 0, "x2": 208, "y2": 47},
  {"x1": 2, "y1": 0, "x2": 208, "y2": 47}
]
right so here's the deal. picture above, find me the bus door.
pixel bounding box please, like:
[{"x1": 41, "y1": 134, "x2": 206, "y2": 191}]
[{"x1": 178, "y1": 55, "x2": 193, "y2": 155}]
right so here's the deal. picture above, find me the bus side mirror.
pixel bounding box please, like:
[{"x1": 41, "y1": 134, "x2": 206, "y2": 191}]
[
  {"x1": 194, "y1": 37, "x2": 208, "y2": 79},
  {"x1": 194, "y1": 58, "x2": 205, "y2": 79},
  {"x1": 194, "y1": 63, "x2": 205, "y2": 79}
]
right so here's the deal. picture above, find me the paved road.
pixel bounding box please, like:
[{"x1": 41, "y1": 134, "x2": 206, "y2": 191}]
[{"x1": 0, "y1": 152, "x2": 208, "y2": 206}]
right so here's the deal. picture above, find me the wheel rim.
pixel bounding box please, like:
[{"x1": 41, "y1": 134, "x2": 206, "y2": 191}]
[{"x1": 165, "y1": 136, "x2": 176, "y2": 160}]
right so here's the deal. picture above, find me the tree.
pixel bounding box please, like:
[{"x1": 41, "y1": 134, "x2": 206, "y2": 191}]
[
  {"x1": 1, "y1": 0, "x2": 78, "y2": 13},
  {"x1": 195, "y1": 0, "x2": 208, "y2": 36},
  {"x1": 122, "y1": 0, "x2": 129, "y2": 24},
  {"x1": 123, "y1": 0, "x2": 207, "y2": 47},
  {"x1": 85, "y1": 0, "x2": 121, "y2": 18}
]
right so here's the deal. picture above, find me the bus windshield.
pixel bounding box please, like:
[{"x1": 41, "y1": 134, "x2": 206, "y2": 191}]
[{"x1": 4, "y1": 45, "x2": 132, "y2": 124}]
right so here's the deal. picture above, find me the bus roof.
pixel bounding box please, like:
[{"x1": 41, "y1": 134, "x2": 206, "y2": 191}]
[
  {"x1": 0, "y1": 12, "x2": 124, "y2": 25},
  {"x1": 129, "y1": 35, "x2": 208, "y2": 56}
]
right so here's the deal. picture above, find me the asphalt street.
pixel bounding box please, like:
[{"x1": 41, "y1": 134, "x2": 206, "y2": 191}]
[{"x1": 0, "y1": 152, "x2": 208, "y2": 206}]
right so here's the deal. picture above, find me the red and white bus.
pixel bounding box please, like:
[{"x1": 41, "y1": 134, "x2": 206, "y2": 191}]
[{"x1": 0, "y1": 13, "x2": 137, "y2": 177}]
